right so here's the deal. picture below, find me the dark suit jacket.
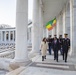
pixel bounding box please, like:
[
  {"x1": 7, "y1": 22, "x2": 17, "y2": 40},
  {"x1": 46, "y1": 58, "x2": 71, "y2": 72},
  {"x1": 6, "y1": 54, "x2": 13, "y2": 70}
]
[
  {"x1": 48, "y1": 38, "x2": 53, "y2": 46},
  {"x1": 52, "y1": 39, "x2": 60, "y2": 51},
  {"x1": 59, "y1": 38, "x2": 63, "y2": 49}
]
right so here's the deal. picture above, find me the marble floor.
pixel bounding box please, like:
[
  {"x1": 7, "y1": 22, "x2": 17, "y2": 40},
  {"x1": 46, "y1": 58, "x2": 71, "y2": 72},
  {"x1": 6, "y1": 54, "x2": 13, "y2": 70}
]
[
  {"x1": 19, "y1": 66, "x2": 76, "y2": 75},
  {"x1": 6, "y1": 53, "x2": 76, "y2": 75}
]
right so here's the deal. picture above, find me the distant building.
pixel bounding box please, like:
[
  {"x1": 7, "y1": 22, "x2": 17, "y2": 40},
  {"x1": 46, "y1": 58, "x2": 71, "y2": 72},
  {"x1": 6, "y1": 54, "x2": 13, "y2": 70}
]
[{"x1": 0, "y1": 21, "x2": 32, "y2": 44}]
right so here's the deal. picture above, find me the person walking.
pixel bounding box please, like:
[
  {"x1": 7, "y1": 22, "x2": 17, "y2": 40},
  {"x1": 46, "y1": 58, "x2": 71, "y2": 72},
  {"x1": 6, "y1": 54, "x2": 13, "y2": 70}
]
[
  {"x1": 52, "y1": 37, "x2": 60, "y2": 62},
  {"x1": 62, "y1": 34, "x2": 70, "y2": 62},
  {"x1": 40, "y1": 37, "x2": 48, "y2": 61}
]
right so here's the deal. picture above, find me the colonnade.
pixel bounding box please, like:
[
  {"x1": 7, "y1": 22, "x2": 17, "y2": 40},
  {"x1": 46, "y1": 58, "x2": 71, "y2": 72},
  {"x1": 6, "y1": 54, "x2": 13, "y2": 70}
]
[
  {"x1": 0, "y1": 28, "x2": 15, "y2": 43},
  {"x1": 13, "y1": 0, "x2": 76, "y2": 64}
]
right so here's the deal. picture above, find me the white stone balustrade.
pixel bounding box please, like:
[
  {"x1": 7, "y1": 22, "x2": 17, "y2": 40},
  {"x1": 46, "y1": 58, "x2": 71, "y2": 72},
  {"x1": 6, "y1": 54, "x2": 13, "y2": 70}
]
[{"x1": 0, "y1": 51, "x2": 15, "y2": 59}]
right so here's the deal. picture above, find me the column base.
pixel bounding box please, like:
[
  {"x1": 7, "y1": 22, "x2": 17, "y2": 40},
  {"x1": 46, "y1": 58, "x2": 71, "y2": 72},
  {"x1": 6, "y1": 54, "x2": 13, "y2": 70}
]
[
  {"x1": 68, "y1": 48, "x2": 72, "y2": 56},
  {"x1": 28, "y1": 50, "x2": 40, "y2": 58},
  {"x1": 9, "y1": 58, "x2": 32, "y2": 70}
]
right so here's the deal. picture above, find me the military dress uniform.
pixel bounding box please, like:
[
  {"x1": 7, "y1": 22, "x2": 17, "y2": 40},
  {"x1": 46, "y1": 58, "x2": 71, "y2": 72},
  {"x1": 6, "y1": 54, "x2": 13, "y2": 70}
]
[{"x1": 62, "y1": 38, "x2": 70, "y2": 62}]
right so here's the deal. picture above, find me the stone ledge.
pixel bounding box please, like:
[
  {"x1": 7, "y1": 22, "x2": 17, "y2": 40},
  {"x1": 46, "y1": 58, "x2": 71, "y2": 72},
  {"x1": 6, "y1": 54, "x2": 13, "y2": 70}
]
[
  {"x1": 0, "y1": 58, "x2": 12, "y2": 71},
  {"x1": 0, "y1": 51, "x2": 15, "y2": 57},
  {"x1": 6, "y1": 67, "x2": 26, "y2": 75},
  {"x1": 9, "y1": 60, "x2": 32, "y2": 71}
]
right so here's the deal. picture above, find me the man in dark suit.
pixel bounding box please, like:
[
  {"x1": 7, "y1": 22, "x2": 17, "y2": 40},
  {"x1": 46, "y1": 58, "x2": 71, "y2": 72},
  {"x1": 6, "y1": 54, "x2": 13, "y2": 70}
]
[
  {"x1": 62, "y1": 34, "x2": 70, "y2": 62},
  {"x1": 52, "y1": 37, "x2": 60, "y2": 62},
  {"x1": 48, "y1": 35, "x2": 53, "y2": 55}
]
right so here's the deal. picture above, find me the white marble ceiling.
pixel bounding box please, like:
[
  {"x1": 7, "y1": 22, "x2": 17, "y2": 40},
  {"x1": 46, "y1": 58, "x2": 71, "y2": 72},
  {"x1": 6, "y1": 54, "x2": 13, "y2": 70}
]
[{"x1": 42, "y1": 0, "x2": 69, "y2": 25}]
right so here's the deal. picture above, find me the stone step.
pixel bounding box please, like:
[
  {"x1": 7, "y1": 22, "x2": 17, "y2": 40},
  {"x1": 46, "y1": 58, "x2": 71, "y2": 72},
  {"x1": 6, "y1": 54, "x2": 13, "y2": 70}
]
[{"x1": 0, "y1": 70, "x2": 8, "y2": 75}]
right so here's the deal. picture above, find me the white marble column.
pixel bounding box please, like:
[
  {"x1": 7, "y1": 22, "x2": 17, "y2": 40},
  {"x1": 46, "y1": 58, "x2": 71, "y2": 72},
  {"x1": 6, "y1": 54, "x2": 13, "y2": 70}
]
[
  {"x1": 69, "y1": 0, "x2": 76, "y2": 56},
  {"x1": 62, "y1": 3, "x2": 70, "y2": 38},
  {"x1": 5, "y1": 31, "x2": 6, "y2": 41},
  {"x1": 57, "y1": 14, "x2": 63, "y2": 38},
  {"x1": 31, "y1": 0, "x2": 40, "y2": 54},
  {"x1": 43, "y1": 27, "x2": 46, "y2": 37},
  {"x1": 46, "y1": 29, "x2": 48, "y2": 38},
  {"x1": 13, "y1": 31, "x2": 14, "y2": 41},
  {"x1": 63, "y1": 7, "x2": 66, "y2": 37},
  {"x1": 65, "y1": 3, "x2": 70, "y2": 38},
  {"x1": 9, "y1": 31, "x2": 10, "y2": 41},
  {"x1": 1, "y1": 31, "x2": 3, "y2": 42},
  {"x1": 52, "y1": 27, "x2": 56, "y2": 37},
  {"x1": 48, "y1": 30, "x2": 52, "y2": 36},
  {"x1": 0, "y1": 31, "x2": 1, "y2": 41},
  {"x1": 13, "y1": 0, "x2": 30, "y2": 63},
  {"x1": 39, "y1": 0, "x2": 43, "y2": 40},
  {"x1": 73, "y1": 0, "x2": 76, "y2": 57},
  {"x1": 56, "y1": 17, "x2": 60, "y2": 38},
  {"x1": 55, "y1": 25, "x2": 57, "y2": 35},
  {"x1": 59, "y1": 15, "x2": 63, "y2": 35},
  {"x1": 69, "y1": 0, "x2": 73, "y2": 56},
  {"x1": 51, "y1": 29, "x2": 53, "y2": 37}
]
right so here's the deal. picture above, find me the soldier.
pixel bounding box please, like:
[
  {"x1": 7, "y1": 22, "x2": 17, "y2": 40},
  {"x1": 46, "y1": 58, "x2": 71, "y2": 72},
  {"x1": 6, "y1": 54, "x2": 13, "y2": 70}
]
[
  {"x1": 59, "y1": 35, "x2": 63, "y2": 55},
  {"x1": 48, "y1": 35, "x2": 52, "y2": 55},
  {"x1": 52, "y1": 37, "x2": 60, "y2": 62},
  {"x1": 62, "y1": 34, "x2": 70, "y2": 62}
]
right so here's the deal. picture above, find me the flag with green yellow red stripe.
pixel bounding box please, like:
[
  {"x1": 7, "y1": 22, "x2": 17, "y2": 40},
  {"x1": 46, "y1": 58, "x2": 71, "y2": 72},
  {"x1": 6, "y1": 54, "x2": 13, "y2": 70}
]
[{"x1": 46, "y1": 18, "x2": 56, "y2": 31}]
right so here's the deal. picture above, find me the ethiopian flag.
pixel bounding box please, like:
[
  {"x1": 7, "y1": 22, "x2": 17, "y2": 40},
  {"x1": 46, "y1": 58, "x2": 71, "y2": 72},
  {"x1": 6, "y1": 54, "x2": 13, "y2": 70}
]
[{"x1": 46, "y1": 18, "x2": 56, "y2": 31}]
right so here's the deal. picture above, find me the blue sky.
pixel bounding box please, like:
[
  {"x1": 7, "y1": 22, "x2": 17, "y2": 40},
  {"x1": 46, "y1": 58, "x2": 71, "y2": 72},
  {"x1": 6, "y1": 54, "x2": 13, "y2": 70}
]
[{"x1": 0, "y1": 0, "x2": 33, "y2": 27}]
